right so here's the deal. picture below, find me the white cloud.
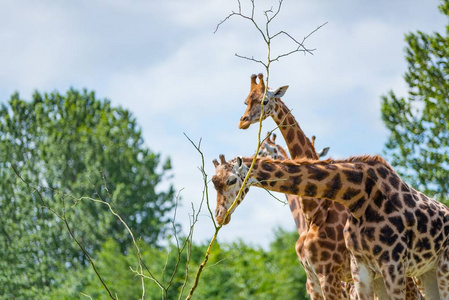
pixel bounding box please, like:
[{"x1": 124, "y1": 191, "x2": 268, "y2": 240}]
[{"x1": 0, "y1": 0, "x2": 447, "y2": 248}]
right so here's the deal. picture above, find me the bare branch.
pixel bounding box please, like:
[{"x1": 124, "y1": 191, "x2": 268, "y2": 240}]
[
  {"x1": 234, "y1": 53, "x2": 268, "y2": 68},
  {"x1": 263, "y1": 189, "x2": 288, "y2": 205},
  {"x1": 216, "y1": 0, "x2": 327, "y2": 68},
  {"x1": 267, "y1": 0, "x2": 283, "y2": 24}
]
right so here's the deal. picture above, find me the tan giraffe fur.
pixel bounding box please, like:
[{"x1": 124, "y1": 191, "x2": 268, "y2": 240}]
[
  {"x1": 238, "y1": 73, "x2": 352, "y2": 299},
  {"x1": 212, "y1": 155, "x2": 449, "y2": 300}
]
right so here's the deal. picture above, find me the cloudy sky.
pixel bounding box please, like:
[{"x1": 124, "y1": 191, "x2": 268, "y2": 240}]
[{"x1": 1, "y1": 0, "x2": 447, "y2": 248}]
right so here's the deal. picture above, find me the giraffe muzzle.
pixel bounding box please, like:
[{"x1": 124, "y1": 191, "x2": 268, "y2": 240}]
[
  {"x1": 215, "y1": 206, "x2": 231, "y2": 225},
  {"x1": 238, "y1": 117, "x2": 251, "y2": 129}
]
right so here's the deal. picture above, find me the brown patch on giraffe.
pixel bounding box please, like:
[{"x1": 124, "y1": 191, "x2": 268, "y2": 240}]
[
  {"x1": 261, "y1": 161, "x2": 275, "y2": 172},
  {"x1": 302, "y1": 199, "x2": 318, "y2": 212},
  {"x1": 348, "y1": 196, "x2": 367, "y2": 213},
  {"x1": 325, "y1": 227, "x2": 336, "y2": 240},
  {"x1": 304, "y1": 183, "x2": 318, "y2": 197},
  {"x1": 286, "y1": 128, "x2": 295, "y2": 144},
  {"x1": 277, "y1": 109, "x2": 284, "y2": 120},
  {"x1": 286, "y1": 115, "x2": 295, "y2": 126},
  {"x1": 274, "y1": 170, "x2": 284, "y2": 178},
  {"x1": 342, "y1": 169, "x2": 364, "y2": 185},
  {"x1": 326, "y1": 209, "x2": 340, "y2": 224},
  {"x1": 306, "y1": 165, "x2": 330, "y2": 181},
  {"x1": 343, "y1": 187, "x2": 361, "y2": 200},
  {"x1": 323, "y1": 174, "x2": 342, "y2": 199},
  {"x1": 305, "y1": 149, "x2": 314, "y2": 158},
  {"x1": 291, "y1": 144, "x2": 303, "y2": 156},
  {"x1": 297, "y1": 131, "x2": 306, "y2": 146}
]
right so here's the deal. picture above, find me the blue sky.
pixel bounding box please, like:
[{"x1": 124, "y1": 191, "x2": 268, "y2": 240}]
[{"x1": 1, "y1": 0, "x2": 447, "y2": 248}]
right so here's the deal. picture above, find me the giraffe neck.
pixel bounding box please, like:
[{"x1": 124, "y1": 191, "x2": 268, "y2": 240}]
[
  {"x1": 271, "y1": 99, "x2": 318, "y2": 160},
  {"x1": 245, "y1": 157, "x2": 385, "y2": 219},
  {"x1": 270, "y1": 99, "x2": 328, "y2": 222}
]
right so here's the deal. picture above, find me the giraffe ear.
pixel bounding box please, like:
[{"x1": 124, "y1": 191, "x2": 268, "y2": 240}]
[
  {"x1": 318, "y1": 147, "x2": 330, "y2": 158},
  {"x1": 273, "y1": 85, "x2": 289, "y2": 98},
  {"x1": 236, "y1": 156, "x2": 243, "y2": 168}
]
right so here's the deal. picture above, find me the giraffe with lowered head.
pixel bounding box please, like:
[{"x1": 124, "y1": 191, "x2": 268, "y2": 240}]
[{"x1": 212, "y1": 154, "x2": 449, "y2": 300}]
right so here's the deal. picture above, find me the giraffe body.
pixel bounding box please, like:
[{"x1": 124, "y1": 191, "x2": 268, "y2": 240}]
[{"x1": 212, "y1": 155, "x2": 449, "y2": 300}]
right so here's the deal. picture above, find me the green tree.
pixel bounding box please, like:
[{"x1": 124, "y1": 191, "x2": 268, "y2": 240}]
[
  {"x1": 381, "y1": 0, "x2": 449, "y2": 201},
  {"x1": 193, "y1": 228, "x2": 308, "y2": 300},
  {"x1": 0, "y1": 89, "x2": 175, "y2": 298},
  {"x1": 50, "y1": 229, "x2": 308, "y2": 299}
]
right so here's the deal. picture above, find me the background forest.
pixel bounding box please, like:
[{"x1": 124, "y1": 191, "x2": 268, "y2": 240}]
[{"x1": 1, "y1": 0, "x2": 448, "y2": 299}]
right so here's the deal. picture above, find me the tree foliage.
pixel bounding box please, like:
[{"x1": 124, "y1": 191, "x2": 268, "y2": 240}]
[
  {"x1": 49, "y1": 228, "x2": 308, "y2": 299},
  {"x1": 0, "y1": 89, "x2": 175, "y2": 298},
  {"x1": 381, "y1": 0, "x2": 449, "y2": 201}
]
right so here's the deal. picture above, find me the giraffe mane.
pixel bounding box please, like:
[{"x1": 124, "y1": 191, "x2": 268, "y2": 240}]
[{"x1": 276, "y1": 154, "x2": 395, "y2": 171}]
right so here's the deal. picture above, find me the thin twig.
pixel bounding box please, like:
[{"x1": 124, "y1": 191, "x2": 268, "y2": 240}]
[{"x1": 215, "y1": 0, "x2": 326, "y2": 66}]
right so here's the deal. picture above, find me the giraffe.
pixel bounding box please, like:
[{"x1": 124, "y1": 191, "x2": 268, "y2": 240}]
[
  {"x1": 237, "y1": 73, "x2": 421, "y2": 299},
  {"x1": 238, "y1": 73, "x2": 353, "y2": 299},
  {"x1": 212, "y1": 154, "x2": 449, "y2": 300}
]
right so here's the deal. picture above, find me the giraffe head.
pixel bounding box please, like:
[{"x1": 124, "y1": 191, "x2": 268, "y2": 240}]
[
  {"x1": 239, "y1": 73, "x2": 289, "y2": 129},
  {"x1": 212, "y1": 154, "x2": 251, "y2": 225},
  {"x1": 258, "y1": 132, "x2": 288, "y2": 160}
]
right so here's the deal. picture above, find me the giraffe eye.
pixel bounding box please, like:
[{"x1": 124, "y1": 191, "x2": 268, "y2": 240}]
[
  {"x1": 263, "y1": 99, "x2": 269, "y2": 105},
  {"x1": 227, "y1": 178, "x2": 237, "y2": 186}
]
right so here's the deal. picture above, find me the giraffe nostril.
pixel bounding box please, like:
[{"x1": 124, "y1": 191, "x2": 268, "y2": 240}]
[{"x1": 241, "y1": 116, "x2": 249, "y2": 122}]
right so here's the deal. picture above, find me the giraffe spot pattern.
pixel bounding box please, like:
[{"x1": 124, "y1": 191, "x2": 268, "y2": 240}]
[
  {"x1": 376, "y1": 166, "x2": 389, "y2": 179},
  {"x1": 297, "y1": 131, "x2": 305, "y2": 146},
  {"x1": 274, "y1": 170, "x2": 284, "y2": 178},
  {"x1": 403, "y1": 193, "x2": 416, "y2": 208},
  {"x1": 342, "y1": 169, "x2": 363, "y2": 184},
  {"x1": 261, "y1": 161, "x2": 275, "y2": 172},
  {"x1": 305, "y1": 149, "x2": 314, "y2": 158},
  {"x1": 291, "y1": 144, "x2": 303, "y2": 157},
  {"x1": 306, "y1": 165, "x2": 329, "y2": 181},
  {"x1": 304, "y1": 183, "x2": 317, "y2": 197},
  {"x1": 365, "y1": 205, "x2": 385, "y2": 223},
  {"x1": 323, "y1": 174, "x2": 342, "y2": 199},
  {"x1": 348, "y1": 196, "x2": 366, "y2": 213},
  {"x1": 388, "y1": 174, "x2": 400, "y2": 189},
  {"x1": 388, "y1": 216, "x2": 405, "y2": 233},
  {"x1": 286, "y1": 128, "x2": 295, "y2": 144},
  {"x1": 379, "y1": 225, "x2": 398, "y2": 246}
]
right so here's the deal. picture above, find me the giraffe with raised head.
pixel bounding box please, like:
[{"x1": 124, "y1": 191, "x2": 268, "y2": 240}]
[
  {"x1": 239, "y1": 73, "x2": 352, "y2": 299},
  {"x1": 212, "y1": 154, "x2": 449, "y2": 300},
  {"x1": 236, "y1": 73, "x2": 421, "y2": 299}
]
